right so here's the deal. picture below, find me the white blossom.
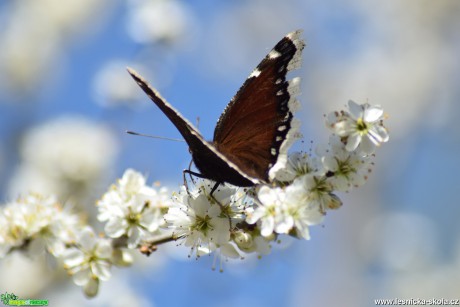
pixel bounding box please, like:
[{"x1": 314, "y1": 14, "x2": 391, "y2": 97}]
[
  {"x1": 284, "y1": 183, "x2": 325, "y2": 239},
  {"x1": 62, "y1": 227, "x2": 113, "y2": 298},
  {"x1": 9, "y1": 116, "x2": 118, "y2": 200},
  {"x1": 164, "y1": 181, "x2": 232, "y2": 257},
  {"x1": 292, "y1": 174, "x2": 342, "y2": 214},
  {"x1": 93, "y1": 60, "x2": 143, "y2": 106},
  {"x1": 319, "y1": 135, "x2": 374, "y2": 191},
  {"x1": 327, "y1": 100, "x2": 389, "y2": 155},
  {"x1": 274, "y1": 152, "x2": 321, "y2": 182},
  {"x1": 0, "y1": 97, "x2": 391, "y2": 297},
  {"x1": 246, "y1": 183, "x2": 325, "y2": 240},
  {"x1": 0, "y1": 193, "x2": 82, "y2": 257},
  {"x1": 97, "y1": 169, "x2": 170, "y2": 249},
  {"x1": 196, "y1": 180, "x2": 249, "y2": 224},
  {"x1": 246, "y1": 186, "x2": 291, "y2": 237},
  {"x1": 37, "y1": 206, "x2": 82, "y2": 257},
  {"x1": 126, "y1": 0, "x2": 195, "y2": 45}
]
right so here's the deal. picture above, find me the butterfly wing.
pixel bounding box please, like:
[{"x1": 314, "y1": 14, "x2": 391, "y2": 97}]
[
  {"x1": 127, "y1": 68, "x2": 201, "y2": 145},
  {"x1": 127, "y1": 68, "x2": 260, "y2": 186},
  {"x1": 213, "y1": 30, "x2": 304, "y2": 182}
]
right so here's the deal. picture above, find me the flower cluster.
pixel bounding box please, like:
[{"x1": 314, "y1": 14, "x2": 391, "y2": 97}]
[
  {"x1": 0, "y1": 193, "x2": 81, "y2": 258},
  {"x1": 0, "y1": 100, "x2": 389, "y2": 297},
  {"x1": 8, "y1": 116, "x2": 118, "y2": 202},
  {"x1": 97, "y1": 169, "x2": 172, "y2": 249},
  {"x1": 326, "y1": 100, "x2": 389, "y2": 155},
  {"x1": 62, "y1": 227, "x2": 113, "y2": 298},
  {"x1": 164, "y1": 182, "x2": 261, "y2": 262},
  {"x1": 161, "y1": 100, "x2": 389, "y2": 263}
]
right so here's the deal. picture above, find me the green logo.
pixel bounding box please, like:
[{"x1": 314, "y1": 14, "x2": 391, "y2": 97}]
[{"x1": 1, "y1": 293, "x2": 48, "y2": 306}]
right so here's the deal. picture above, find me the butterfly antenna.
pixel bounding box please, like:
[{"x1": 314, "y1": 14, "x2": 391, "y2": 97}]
[{"x1": 126, "y1": 130, "x2": 185, "y2": 142}]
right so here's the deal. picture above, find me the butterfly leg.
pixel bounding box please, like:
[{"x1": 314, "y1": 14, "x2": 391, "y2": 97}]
[
  {"x1": 187, "y1": 159, "x2": 197, "y2": 186},
  {"x1": 181, "y1": 170, "x2": 232, "y2": 228},
  {"x1": 182, "y1": 160, "x2": 197, "y2": 195},
  {"x1": 183, "y1": 169, "x2": 207, "y2": 195},
  {"x1": 182, "y1": 169, "x2": 222, "y2": 199},
  {"x1": 209, "y1": 181, "x2": 221, "y2": 198}
]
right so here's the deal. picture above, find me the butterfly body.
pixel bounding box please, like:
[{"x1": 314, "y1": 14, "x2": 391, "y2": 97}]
[
  {"x1": 128, "y1": 30, "x2": 304, "y2": 189},
  {"x1": 192, "y1": 138, "x2": 255, "y2": 187}
]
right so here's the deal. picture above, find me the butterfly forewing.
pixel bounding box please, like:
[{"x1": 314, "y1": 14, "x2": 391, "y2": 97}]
[
  {"x1": 127, "y1": 69, "x2": 201, "y2": 143},
  {"x1": 127, "y1": 68, "x2": 259, "y2": 187},
  {"x1": 213, "y1": 30, "x2": 304, "y2": 181}
]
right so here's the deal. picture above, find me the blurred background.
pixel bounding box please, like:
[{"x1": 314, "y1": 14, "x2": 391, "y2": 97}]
[{"x1": 1, "y1": 0, "x2": 460, "y2": 306}]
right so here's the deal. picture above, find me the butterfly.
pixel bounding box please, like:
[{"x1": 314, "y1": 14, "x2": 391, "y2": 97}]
[{"x1": 128, "y1": 30, "x2": 304, "y2": 195}]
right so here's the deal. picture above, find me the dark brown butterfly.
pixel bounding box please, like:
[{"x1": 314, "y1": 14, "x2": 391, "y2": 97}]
[{"x1": 128, "y1": 30, "x2": 304, "y2": 194}]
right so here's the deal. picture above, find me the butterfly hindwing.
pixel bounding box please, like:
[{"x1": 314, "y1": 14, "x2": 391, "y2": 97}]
[{"x1": 213, "y1": 30, "x2": 304, "y2": 181}]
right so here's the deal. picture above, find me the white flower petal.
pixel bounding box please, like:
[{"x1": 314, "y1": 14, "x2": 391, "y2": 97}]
[
  {"x1": 331, "y1": 176, "x2": 350, "y2": 191},
  {"x1": 345, "y1": 134, "x2": 361, "y2": 152},
  {"x1": 119, "y1": 169, "x2": 146, "y2": 193},
  {"x1": 322, "y1": 156, "x2": 338, "y2": 172},
  {"x1": 296, "y1": 224, "x2": 311, "y2": 240},
  {"x1": 257, "y1": 186, "x2": 274, "y2": 204},
  {"x1": 91, "y1": 260, "x2": 111, "y2": 281},
  {"x1": 275, "y1": 215, "x2": 294, "y2": 234},
  {"x1": 348, "y1": 100, "x2": 363, "y2": 119},
  {"x1": 127, "y1": 227, "x2": 141, "y2": 249},
  {"x1": 253, "y1": 236, "x2": 271, "y2": 255},
  {"x1": 197, "y1": 245, "x2": 214, "y2": 256},
  {"x1": 79, "y1": 227, "x2": 97, "y2": 251},
  {"x1": 192, "y1": 194, "x2": 211, "y2": 216},
  {"x1": 363, "y1": 105, "x2": 383, "y2": 122},
  {"x1": 72, "y1": 268, "x2": 91, "y2": 286},
  {"x1": 130, "y1": 197, "x2": 146, "y2": 213},
  {"x1": 207, "y1": 204, "x2": 222, "y2": 219},
  {"x1": 359, "y1": 136, "x2": 376, "y2": 155},
  {"x1": 210, "y1": 217, "x2": 231, "y2": 244},
  {"x1": 63, "y1": 248, "x2": 85, "y2": 268},
  {"x1": 95, "y1": 240, "x2": 113, "y2": 258},
  {"x1": 105, "y1": 218, "x2": 127, "y2": 238},
  {"x1": 333, "y1": 120, "x2": 352, "y2": 137},
  {"x1": 375, "y1": 124, "x2": 390, "y2": 142},
  {"x1": 246, "y1": 208, "x2": 264, "y2": 224},
  {"x1": 220, "y1": 243, "x2": 241, "y2": 259},
  {"x1": 260, "y1": 217, "x2": 275, "y2": 237},
  {"x1": 139, "y1": 210, "x2": 161, "y2": 232}
]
